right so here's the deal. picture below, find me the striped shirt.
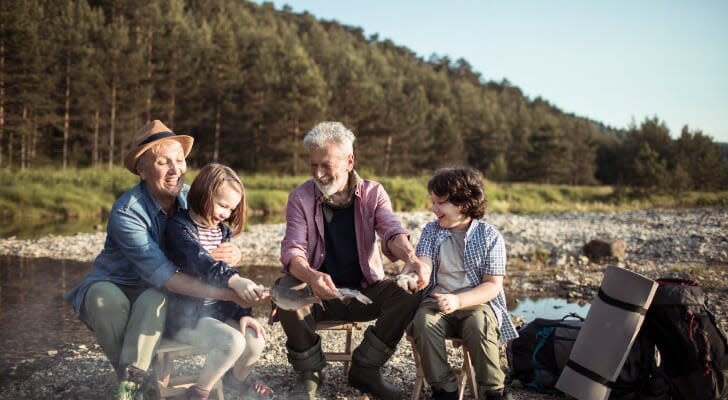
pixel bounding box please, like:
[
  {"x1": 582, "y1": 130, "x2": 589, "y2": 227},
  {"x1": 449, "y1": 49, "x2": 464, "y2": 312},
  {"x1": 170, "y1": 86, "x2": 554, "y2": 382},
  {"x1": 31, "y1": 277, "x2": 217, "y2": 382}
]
[
  {"x1": 416, "y1": 219, "x2": 518, "y2": 343},
  {"x1": 194, "y1": 221, "x2": 223, "y2": 305},
  {"x1": 195, "y1": 222, "x2": 223, "y2": 252}
]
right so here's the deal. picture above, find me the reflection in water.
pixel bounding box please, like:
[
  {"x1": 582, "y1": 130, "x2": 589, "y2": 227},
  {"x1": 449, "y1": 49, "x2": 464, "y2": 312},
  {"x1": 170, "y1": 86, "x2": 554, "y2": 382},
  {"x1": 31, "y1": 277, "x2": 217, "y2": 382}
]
[
  {"x1": 0, "y1": 256, "x2": 283, "y2": 379},
  {"x1": 1, "y1": 214, "x2": 284, "y2": 240},
  {"x1": 0, "y1": 255, "x2": 587, "y2": 380},
  {"x1": 0, "y1": 256, "x2": 96, "y2": 377},
  {"x1": 0, "y1": 217, "x2": 107, "y2": 240}
]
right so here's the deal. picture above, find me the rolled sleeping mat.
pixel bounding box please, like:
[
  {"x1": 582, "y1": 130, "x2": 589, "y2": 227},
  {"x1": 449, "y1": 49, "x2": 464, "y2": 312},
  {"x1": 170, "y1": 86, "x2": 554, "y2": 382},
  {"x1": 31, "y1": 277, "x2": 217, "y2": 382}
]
[{"x1": 555, "y1": 265, "x2": 657, "y2": 400}]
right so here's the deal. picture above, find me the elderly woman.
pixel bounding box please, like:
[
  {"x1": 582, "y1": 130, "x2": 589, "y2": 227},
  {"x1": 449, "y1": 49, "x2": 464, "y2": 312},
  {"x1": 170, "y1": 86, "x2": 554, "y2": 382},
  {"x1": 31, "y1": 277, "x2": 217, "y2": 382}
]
[{"x1": 64, "y1": 120, "x2": 254, "y2": 400}]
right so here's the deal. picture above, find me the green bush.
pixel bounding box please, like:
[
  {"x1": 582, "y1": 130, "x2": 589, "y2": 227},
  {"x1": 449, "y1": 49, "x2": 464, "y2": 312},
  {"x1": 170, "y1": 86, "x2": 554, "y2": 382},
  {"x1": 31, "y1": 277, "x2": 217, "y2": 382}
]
[{"x1": 246, "y1": 190, "x2": 290, "y2": 215}]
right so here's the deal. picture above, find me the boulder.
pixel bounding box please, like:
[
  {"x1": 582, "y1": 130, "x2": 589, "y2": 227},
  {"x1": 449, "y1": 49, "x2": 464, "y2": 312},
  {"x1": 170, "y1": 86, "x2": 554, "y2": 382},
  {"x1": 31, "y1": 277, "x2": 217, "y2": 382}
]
[{"x1": 582, "y1": 239, "x2": 626, "y2": 262}]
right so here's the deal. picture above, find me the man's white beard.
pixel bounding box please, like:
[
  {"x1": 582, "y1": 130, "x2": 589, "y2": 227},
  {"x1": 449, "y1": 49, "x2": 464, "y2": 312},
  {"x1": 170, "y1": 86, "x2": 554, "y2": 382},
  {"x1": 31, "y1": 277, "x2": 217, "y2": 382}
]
[{"x1": 315, "y1": 175, "x2": 347, "y2": 197}]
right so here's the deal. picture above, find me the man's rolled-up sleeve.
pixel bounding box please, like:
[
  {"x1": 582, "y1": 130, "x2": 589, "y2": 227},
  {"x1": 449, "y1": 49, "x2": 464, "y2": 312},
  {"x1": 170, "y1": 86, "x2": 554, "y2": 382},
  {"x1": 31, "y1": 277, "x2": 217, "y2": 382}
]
[
  {"x1": 373, "y1": 186, "x2": 408, "y2": 260},
  {"x1": 280, "y1": 191, "x2": 310, "y2": 272}
]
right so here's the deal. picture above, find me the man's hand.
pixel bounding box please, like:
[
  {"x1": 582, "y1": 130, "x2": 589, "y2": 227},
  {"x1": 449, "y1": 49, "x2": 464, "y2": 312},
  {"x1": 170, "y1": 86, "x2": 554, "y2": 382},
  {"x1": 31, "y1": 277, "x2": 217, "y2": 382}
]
[
  {"x1": 228, "y1": 275, "x2": 267, "y2": 304},
  {"x1": 308, "y1": 271, "x2": 338, "y2": 300},
  {"x1": 396, "y1": 272, "x2": 419, "y2": 293},
  {"x1": 210, "y1": 242, "x2": 242, "y2": 266},
  {"x1": 240, "y1": 316, "x2": 267, "y2": 339},
  {"x1": 432, "y1": 293, "x2": 461, "y2": 314},
  {"x1": 401, "y1": 258, "x2": 431, "y2": 292}
]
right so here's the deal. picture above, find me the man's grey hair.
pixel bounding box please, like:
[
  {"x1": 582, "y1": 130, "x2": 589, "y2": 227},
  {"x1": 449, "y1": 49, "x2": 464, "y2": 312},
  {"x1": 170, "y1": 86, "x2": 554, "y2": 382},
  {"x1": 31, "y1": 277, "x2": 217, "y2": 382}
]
[{"x1": 303, "y1": 121, "x2": 356, "y2": 155}]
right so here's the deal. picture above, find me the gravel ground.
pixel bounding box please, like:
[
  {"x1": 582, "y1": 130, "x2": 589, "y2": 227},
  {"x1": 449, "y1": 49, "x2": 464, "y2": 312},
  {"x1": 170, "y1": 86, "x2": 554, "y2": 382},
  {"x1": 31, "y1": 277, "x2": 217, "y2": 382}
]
[{"x1": 0, "y1": 208, "x2": 726, "y2": 399}]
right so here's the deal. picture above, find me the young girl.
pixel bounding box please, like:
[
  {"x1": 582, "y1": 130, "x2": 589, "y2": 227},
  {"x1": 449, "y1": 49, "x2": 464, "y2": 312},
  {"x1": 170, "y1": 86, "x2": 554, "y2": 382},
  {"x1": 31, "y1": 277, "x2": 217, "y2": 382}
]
[
  {"x1": 164, "y1": 163, "x2": 272, "y2": 400},
  {"x1": 411, "y1": 167, "x2": 518, "y2": 400}
]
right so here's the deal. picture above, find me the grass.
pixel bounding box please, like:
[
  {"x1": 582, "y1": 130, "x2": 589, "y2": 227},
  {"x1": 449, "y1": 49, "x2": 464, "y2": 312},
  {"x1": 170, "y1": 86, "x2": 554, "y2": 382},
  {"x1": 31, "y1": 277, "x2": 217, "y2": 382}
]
[{"x1": 1, "y1": 168, "x2": 726, "y2": 226}]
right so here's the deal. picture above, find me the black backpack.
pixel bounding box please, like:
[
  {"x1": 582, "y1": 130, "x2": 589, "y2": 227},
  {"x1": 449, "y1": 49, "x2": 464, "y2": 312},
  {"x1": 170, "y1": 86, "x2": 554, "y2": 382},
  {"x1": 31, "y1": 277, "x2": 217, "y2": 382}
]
[
  {"x1": 508, "y1": 313, "x2": 669, "y2": 399},
  {"x1": 507, "y1": 313, "x2": 584, "y2": 393},
  {"x1": 643, "y1": 278, "x2": 728, "y2": 400},
  {"x1": 608, "y1": 331, "x2": 670, "y2": 400}
]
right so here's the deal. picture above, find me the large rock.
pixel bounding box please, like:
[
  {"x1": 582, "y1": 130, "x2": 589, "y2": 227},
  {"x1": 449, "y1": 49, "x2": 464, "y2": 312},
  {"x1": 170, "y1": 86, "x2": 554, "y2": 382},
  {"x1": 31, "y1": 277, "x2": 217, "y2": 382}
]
[{"x1": 583, "y1": 239, "x2": 626, "y2": 262}]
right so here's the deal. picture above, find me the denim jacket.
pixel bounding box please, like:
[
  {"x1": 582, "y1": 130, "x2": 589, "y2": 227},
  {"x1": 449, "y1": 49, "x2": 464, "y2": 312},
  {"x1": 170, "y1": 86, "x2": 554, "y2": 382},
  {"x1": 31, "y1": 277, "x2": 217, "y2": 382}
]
[
  {"x1": 164, "y1": 211, "x2": 250, "y2": 336},
  {"x1": 64, "y1": 182, "x2": 188, "y2": 316}
]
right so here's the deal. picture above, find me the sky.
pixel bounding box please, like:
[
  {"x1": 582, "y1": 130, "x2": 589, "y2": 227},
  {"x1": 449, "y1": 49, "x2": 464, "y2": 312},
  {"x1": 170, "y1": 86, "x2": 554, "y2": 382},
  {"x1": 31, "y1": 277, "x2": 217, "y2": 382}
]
[{"x1": 253, "y1": 0, "x2": 728, "y2": 143}]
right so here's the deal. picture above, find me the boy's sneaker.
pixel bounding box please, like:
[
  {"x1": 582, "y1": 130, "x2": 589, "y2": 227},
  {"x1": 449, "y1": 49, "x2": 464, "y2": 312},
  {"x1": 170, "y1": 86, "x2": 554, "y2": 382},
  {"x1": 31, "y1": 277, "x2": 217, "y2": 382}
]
[{"x1": 114, "y1": 380, "x2": 143, "y2": 400}]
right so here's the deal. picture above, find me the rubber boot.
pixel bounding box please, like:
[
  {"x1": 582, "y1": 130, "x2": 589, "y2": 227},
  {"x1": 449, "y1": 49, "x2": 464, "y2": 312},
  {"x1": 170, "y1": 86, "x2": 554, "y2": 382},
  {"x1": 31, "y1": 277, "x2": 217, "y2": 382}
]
[
  {"x1": 484, "y1": 388, "x2": 514, "y2": 400},
  {"x1": 287, "y1": 337, "x2": 327, "y2": 400},
  {"x1": 347, "y1": 326, "x2": 402, "y2": 400},
  {"x1": 114, "y1": 365, "x2": 145, "y2": 400},
  {"x1": 432, "y1": 386, "x2": 458, "y2": 400}
]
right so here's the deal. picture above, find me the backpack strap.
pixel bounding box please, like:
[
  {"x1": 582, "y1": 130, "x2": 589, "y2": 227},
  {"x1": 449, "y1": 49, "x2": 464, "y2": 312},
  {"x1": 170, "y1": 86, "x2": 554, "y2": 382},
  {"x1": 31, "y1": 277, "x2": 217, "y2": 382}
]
[
  {"x1": 598, "y1": 288, "x2": 648, "y2": 315},
  {"x1": 565, "y1": 359, "x2": 615, "y2": 389},
  {"x1": 526, "y1": 327, "x2": 560, "y2": 393}
]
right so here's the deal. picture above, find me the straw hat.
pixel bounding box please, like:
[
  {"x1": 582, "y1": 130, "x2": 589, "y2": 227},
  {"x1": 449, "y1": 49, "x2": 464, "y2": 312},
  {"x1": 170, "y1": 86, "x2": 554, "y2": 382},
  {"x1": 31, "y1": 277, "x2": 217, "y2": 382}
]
[{"x1": 123, "y1": 120, "x2": 194, "y2": 174}]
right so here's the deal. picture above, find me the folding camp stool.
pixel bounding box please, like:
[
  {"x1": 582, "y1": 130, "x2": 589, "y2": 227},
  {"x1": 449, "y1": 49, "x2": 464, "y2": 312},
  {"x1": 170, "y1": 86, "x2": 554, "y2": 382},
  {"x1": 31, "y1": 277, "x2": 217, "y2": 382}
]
[
  {"x1": 316, "y1": 321, "x2": 364, "y2": 376},
  {"x1": 407, "y1": 335, "x2": 478, "y2": 400},
  {"x1": 153, "y1": 338, "x2": 225, "y2": 399}
]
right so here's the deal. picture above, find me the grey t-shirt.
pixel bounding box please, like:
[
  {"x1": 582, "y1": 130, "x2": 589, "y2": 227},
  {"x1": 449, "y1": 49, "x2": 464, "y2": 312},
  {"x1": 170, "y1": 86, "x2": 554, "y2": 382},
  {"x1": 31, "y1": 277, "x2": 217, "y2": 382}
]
[{"x1": 431, "y1": 229, "x2": 471, "y2": 296}]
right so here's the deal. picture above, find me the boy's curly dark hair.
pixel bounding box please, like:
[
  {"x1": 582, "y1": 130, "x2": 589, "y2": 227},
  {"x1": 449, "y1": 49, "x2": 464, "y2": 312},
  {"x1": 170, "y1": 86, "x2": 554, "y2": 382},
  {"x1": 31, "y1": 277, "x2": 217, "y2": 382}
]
[{"x1": 427, "y1": 166, "x2": 487, "y2": 219}]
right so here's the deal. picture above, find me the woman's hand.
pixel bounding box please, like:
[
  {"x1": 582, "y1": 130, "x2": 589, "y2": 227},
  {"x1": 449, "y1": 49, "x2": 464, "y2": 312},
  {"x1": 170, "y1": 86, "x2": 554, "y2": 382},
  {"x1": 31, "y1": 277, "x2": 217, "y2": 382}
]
[{"x1": 210, "y1": 242, "x2": 242, "y2": 266}]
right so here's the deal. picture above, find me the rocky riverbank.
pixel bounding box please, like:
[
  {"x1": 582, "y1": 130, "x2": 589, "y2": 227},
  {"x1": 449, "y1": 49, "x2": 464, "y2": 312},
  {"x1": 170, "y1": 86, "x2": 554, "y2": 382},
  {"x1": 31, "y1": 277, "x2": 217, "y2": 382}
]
[{"x1": 1, "y1": 208, "x2": 726, "y2": 399}]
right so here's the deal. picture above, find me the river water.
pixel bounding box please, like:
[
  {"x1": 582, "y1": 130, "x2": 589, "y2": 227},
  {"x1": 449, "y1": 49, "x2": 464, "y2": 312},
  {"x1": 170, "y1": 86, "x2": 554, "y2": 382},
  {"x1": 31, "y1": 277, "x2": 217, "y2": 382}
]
[{"x1": 0, "y1": 255, "x2": 589, "y2": 382}]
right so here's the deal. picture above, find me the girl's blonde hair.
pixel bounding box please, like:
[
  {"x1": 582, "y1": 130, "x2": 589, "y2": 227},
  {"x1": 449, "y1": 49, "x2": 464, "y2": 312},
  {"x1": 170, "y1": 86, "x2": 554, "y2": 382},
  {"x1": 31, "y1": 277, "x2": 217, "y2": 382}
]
[{"x1": 188, "y1": 163, "x2": 246, "y2": 235}]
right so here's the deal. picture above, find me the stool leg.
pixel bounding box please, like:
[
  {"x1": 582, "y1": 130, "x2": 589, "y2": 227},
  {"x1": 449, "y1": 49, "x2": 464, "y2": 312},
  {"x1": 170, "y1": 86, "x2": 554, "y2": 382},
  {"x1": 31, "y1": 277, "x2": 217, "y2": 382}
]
[
  {"x1": 158, "y1": 352, "x2": 173, "y2": 388},
  {"x1": 344, "y1": 326, "x2": 353, "y2": 376},
  {"x1": 409, "y1": 337, "x2": 424, "y2": 400},
  {"x1": 213, "y1": 378, "x2": 224, "y2": 400},
  {"x1": 462, "y1": 349, "x2": 477, "y2": 399}
]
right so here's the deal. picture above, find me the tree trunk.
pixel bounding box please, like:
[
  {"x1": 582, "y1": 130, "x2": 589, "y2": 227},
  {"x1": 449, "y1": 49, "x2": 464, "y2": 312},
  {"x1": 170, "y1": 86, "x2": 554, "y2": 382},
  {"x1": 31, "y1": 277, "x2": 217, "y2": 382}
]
[
  {"x1": 20, "y1": 106, "x2": 27, "y2": 170},
  {"x1": 168, "y1": 47, "x2": 177, "y2": 128},
  {"x1": 30, "y1": 117, "x2": 37, "y2": 167},
  {"x1": 7, "y1": 132, "x2": 12, "y2": 167},
  {"x1": 292, "y1": 120, "x2": 300, "y2": 175},
  {"x1": 93, "y1": 109, "x2": 99, "y2": 167},
  {"x1": 109, "y1": 78, "x2": 116, "y2": 169},
  {"x1": 145, "y1": 24, "x2": 153, "y2": 123},
  {"x1": 63, "y1": 39, "x2": 71, "y2": 170},
  {"x1": 0, "y1": 31, "x2": 4, "y2": 168},
  {"x1": 384, "y1": 134, "x2": 393, "y2": 176},
  {"x1": 214, "y1": 94, "x2": 221, "y2": 162}
]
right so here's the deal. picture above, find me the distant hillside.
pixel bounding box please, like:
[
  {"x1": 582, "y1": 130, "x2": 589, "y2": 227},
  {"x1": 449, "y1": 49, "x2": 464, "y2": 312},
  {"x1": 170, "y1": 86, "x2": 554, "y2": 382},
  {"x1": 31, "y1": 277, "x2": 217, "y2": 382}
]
[{"x1": 1, "y1": 0, "x2": 725, "y2": 190}]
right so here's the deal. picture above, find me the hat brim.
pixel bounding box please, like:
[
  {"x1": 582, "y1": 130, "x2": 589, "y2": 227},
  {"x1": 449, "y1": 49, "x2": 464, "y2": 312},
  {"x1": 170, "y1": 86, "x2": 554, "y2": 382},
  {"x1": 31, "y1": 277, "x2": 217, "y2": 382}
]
[{"x1": 123, "y1": 135, "x2": 194, "y2": 175}]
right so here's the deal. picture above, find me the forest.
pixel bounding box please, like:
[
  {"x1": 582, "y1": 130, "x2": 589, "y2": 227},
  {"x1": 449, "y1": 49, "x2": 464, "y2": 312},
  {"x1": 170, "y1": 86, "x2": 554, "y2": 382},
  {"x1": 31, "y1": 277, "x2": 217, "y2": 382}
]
[{"x1": 2, "y1": 0, "x2": 727, "y2": 192}]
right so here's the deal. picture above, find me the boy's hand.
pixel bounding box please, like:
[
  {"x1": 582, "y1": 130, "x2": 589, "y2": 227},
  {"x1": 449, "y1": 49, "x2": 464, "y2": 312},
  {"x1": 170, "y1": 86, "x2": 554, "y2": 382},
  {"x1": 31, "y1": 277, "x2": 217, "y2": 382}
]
[{"x1": 432, "y1": 293, "x2": 461, "y2": 314}]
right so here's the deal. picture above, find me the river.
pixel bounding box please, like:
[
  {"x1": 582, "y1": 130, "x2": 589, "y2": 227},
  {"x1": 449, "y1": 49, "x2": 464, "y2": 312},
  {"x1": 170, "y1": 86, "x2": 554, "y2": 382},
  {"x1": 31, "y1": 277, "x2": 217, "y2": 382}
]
[{"x1": 0, "y1": 254, "x2": 591, "y2": 384}]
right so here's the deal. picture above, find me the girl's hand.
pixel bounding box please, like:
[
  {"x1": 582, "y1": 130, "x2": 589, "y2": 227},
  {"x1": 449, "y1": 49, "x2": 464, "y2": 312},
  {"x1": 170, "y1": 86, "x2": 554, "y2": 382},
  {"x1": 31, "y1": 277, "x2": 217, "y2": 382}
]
[
  {"x1": 240, "y1": 316, "x2": 267, "y2": 340},
  {"x1": 229, "y1": 276, "x2": 267, "y2": 304},
  {"x1": 432, "y1": 293, "x2": 461, "y2": 314}
]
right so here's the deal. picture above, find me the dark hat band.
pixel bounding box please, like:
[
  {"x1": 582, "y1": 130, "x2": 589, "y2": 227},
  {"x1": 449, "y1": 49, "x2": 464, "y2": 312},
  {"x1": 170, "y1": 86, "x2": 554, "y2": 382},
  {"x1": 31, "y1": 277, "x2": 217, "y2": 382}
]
[{"x1": 138, "y1": 131, "x2": 175, "y2": 146}]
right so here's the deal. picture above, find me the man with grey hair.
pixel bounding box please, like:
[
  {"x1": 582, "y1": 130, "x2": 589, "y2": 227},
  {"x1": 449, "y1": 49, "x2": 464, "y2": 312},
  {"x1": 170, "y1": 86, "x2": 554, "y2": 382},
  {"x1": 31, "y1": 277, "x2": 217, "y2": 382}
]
[{"x1": 276, "y1": 121, "x2": 430, "y2": 399}]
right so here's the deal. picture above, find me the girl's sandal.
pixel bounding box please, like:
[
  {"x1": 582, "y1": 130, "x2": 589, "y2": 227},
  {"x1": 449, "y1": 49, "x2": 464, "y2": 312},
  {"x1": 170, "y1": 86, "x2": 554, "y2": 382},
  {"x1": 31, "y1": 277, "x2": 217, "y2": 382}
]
[{"x1": 224, "y1": 371, "x2": 274, "y2": 399}]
